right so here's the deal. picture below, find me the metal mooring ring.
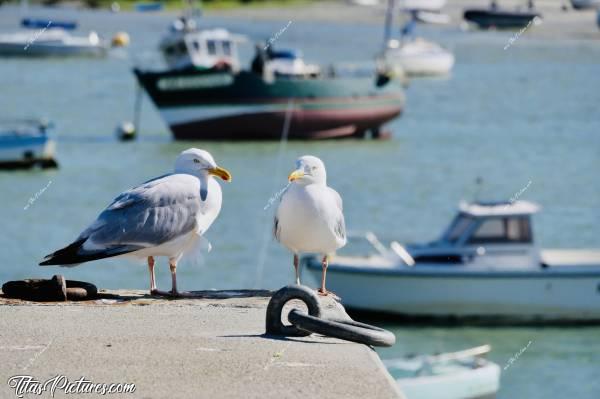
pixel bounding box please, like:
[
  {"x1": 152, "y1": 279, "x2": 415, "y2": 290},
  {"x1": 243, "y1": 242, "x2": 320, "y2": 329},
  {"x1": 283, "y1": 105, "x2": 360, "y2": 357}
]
[
  {"x1": 1, "y1": 275, "x2": 97, "y2": 302},
  {"x1": 288, "y1": 309, "x2": 396, "y2": 347},
  {"x1": 265, "y1": 285, "x2": 322, "y2": 337}
]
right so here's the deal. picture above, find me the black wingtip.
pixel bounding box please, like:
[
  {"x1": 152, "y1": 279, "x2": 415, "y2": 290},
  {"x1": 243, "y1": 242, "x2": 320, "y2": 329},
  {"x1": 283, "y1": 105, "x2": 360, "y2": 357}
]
[{"x1": 38, "y1": 238, "x2": 87, "y2": 266}]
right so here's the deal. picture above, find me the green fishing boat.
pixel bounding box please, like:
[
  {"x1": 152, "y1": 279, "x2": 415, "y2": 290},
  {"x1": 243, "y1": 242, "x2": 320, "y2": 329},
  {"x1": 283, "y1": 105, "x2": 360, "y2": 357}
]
[{"x1": 134, "y1": 18, "x2": 405, "y2": 140}]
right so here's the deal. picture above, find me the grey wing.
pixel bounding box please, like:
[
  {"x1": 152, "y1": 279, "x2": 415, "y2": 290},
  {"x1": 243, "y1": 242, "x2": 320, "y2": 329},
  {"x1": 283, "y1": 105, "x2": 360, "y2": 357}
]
[
  {"x1": 82, "y1": 175, "x2": 200, "y2": 248},
  {"x1": 328, "y1": 188, "x2": 346, "y2": 244}
]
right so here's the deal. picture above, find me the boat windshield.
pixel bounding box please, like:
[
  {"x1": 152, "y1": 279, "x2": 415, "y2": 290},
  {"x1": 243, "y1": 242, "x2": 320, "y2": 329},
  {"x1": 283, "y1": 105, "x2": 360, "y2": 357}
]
[
  {"x1": 443, "y1": 214, "x2": 474, "y2": 244},
  {"x1": 467, "y1": 217, "x2": 532, "y2": 244}
]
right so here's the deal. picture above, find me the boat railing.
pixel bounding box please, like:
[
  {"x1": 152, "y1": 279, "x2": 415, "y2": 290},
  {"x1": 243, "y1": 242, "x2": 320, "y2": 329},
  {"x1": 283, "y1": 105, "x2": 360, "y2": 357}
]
[
  {"x1": 384, "y1": 345, "x2": 492, "y2": 375},
  {"x1": 424, "y1": 345, "x2": 491, "y2": 363},
  {"x1": 352, "y1": 231, "x2": 415, "y2": 266}
]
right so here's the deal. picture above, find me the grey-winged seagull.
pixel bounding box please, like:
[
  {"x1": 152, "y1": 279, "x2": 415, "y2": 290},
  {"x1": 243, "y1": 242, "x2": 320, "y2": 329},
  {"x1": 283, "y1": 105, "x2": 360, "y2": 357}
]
[
  {"x1": 39, "y1": 148, "x2": 232, "y2": 297},
  {"x1": 274, "y1": 155, "x2": 346, "y2": 295}
]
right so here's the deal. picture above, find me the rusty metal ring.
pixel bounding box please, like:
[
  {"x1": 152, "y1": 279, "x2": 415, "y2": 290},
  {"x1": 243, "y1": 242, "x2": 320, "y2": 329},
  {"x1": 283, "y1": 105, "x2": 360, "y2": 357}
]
[
  {"x1": 265, "y1": 285, "x2": 322, "y2": 337},
  {"x1": 2, "y1": 275, "x2": 97, "y2": 302},
  {"x1": 288, "y1": 309, "x2": 396, "y2": 347}
]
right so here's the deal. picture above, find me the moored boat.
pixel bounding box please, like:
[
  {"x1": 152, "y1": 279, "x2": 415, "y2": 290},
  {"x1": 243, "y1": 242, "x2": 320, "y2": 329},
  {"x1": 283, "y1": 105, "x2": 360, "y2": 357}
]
[
  {"x1": 303, "y1": 200, "x2": 600, "y2": 323},
  {"x1": 0, "y1": 120, "x2": 58, "y2": 169},
  {"x1": 0, "y1": 29, "x2": 108, "y2": 57},
  {"x1": 21, "y1": 18, "x2": 77, "y2": 31},
  {"x1": 464, "y1": 2, "x2": 542, "y2": 30},
  {"x1": 381, "y1": 5, "x2": 454, "y2": 76},
  {"x1": 570, "y1": 0, "x2": 600, "y2": 10},
  {"x1": 133, "y1": 17, "x2": 405, "y2": 140},
  {"x1": 385, "y1": 37, "x2": 454, "y2": 76},
  {"x1": 387, "y1": 345, "x2": 501, "y2": 399}
]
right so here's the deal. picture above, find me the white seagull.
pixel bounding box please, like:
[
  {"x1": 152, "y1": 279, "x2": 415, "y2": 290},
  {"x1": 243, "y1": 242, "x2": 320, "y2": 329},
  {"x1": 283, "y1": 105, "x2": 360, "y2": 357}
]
[
  {"x1": 274, "y1": 155, "x2": 347, "y2": 295},
  {"x1": 39, "y1": 148, "x2": 232, "y2": 297}
]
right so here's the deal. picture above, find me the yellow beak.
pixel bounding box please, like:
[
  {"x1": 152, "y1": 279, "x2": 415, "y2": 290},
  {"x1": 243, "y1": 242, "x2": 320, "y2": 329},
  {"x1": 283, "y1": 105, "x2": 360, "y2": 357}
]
[
  {"x1": 208, "y1": 166, "x2": 232, "y2": 182},
  {"x1": 288, "y1": 169, "x2": 304, "y2": 182}
]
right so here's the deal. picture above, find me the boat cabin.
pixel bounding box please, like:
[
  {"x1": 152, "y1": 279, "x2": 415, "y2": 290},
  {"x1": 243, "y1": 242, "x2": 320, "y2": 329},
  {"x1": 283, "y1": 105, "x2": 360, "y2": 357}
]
[
  {"x1": 441, "y1": 201, "x2": 538, "y2": 246},
  {"x1": 408, "y1": 200, "x2": 541, "y2": 266},
  {"x1": 262, "y1": 48, "x2": 321, "y2": 78},
  {"x1": 160, "y1": 19, "x2": 244, "y2": 71}
]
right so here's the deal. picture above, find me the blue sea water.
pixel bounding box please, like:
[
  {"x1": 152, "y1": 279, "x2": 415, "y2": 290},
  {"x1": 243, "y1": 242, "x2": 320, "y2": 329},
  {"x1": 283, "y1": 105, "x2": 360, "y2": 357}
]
[{"x1": 1, "y1": 5, "x2": 599, "y2": 398}]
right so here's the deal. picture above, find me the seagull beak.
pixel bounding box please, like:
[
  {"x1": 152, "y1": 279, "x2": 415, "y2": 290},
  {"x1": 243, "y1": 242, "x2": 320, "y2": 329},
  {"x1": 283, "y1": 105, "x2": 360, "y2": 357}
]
[
  {"x1": 288, "y1": 169, "x2": 304, "y2": 182},
  {"x1": 208, "y1": 166, "x2": 232, "y2": 182}
]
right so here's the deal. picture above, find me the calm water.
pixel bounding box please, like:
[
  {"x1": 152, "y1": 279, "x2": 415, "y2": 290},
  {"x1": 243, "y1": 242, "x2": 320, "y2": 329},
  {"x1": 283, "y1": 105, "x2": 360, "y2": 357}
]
[{"x1": 1, "y1": 6, "x2": 599, "y2": 398}]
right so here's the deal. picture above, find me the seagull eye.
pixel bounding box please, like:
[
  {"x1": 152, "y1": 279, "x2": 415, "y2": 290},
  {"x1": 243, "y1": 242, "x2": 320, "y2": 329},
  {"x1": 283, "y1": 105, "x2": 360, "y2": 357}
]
[
  {"x1": 193, "y1": 159, "x2": 200, "y2": 164},
  {"x1": 312, "y1": 166, "x2": 317, "y2": 170}
]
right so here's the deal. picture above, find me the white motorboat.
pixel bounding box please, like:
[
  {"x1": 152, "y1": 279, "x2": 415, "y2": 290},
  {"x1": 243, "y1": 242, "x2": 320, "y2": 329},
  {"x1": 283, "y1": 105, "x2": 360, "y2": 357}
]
[
  {"x1": 385, "y1": 37, "x2": 454, "y2": 76},
  {"x1": 0, "y1": 29, "x2": 108, "y2": 57},
  {"x1": 386, "y1": 345, "x2": 500, "y2": 399},
  {"x1": 303, "y1": 200, "x2": 600, "y2": 322},
  {"x1": 403, "y1": 0, "x2": 447, "y2": 12},
  {"x1": 0, "y1": 120, "x2": 57, "y2": 169},
  {"x1": 570, "y1": 0, "x2": 600, "y2": 10}
]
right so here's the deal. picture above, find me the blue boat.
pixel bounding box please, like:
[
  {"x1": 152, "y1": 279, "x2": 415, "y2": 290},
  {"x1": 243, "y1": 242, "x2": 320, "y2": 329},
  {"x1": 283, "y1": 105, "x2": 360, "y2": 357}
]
[
  {"x1": 21, "y1": 18, "x2": 77, "y2": 31},
  {"x1": 135, "y1": 2, "x2": 164, "y2": 12},
  {"x1": 0, "y1": 120, "x2": 58, "y2": 169}
]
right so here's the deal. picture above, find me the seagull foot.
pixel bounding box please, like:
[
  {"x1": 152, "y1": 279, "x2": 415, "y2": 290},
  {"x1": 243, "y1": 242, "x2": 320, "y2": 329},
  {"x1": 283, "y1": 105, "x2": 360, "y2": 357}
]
[
  {"x1": 150, "y1": 289, "x2": 175, "y2": 297},
  {"x1": 317, "y1": 289, "x2": 340, "y2": 300}
]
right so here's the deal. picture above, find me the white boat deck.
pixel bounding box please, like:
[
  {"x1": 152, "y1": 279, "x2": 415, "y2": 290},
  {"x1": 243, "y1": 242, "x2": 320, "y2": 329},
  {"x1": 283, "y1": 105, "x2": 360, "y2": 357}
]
[{"x1": 541, "y1": 249, "x2": 600, "y2": 267}]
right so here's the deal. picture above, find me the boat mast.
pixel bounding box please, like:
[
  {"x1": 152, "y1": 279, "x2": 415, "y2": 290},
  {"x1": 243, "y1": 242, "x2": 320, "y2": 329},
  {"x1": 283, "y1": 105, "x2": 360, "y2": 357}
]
[{"x1": 383, "y1": 0, "x2": 396, "y2": 50}]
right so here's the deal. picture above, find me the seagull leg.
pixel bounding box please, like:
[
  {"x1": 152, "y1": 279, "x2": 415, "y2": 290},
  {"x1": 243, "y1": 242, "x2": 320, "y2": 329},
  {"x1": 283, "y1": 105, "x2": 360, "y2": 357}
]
[
  {"x1": 169, "y1": 259, "x2": 180, "y2": 296},
  {"x1": 318, "y1": 255, "x2": 329, "y2": 295},
  {"x1": 148, "y1": 256, "x2": 157, "y2": 293},
  {"x1": 293, "y1": 254, "x2": 300, "y2": 285},
  {"x1": 148, "y1": 257, "x2": 172, "y2": 297}
]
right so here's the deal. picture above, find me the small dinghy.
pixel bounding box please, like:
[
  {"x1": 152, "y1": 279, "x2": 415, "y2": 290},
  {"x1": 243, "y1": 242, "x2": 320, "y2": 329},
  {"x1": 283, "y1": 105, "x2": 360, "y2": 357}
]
[
  {"x1": 0, "y1": 120, "x2": 57, "y2": 170},
  {"x1": 0, "y1": 29, "x2": 108, "y2": 57},
  {"x1": 386, "y1": 345, "x2": 501, "y2": 399},
  {"x1": 570, "y1": 0, "x2": 600, "y2": 10},
  {"x1": 464, "y1": 1, "x2": 541, "y2": 30},
  {"x1": 21, "y1": 18, "x2": 77, "y2": 31}
]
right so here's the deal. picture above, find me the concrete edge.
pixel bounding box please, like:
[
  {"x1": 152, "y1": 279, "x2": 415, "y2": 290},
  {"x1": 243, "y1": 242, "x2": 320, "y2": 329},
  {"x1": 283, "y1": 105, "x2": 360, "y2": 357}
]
[{"x1": 365, "y1": 346, "x2": 406, "y2": 399}]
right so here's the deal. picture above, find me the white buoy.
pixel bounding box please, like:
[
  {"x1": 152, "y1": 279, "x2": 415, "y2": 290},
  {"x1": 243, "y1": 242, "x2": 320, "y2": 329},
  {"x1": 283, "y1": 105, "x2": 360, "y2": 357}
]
[{"x1": 116, "y1": 121, "x2": 136, "y2": 141}]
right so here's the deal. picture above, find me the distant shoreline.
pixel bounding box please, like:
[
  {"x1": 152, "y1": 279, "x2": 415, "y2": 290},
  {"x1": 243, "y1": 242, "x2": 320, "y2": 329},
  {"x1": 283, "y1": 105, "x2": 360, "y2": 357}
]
[
  {"x1": 1, "y1": 0, "x2": 318, "y2": 12},
  {"x1": 3, "y1": 0, "x2": 599, "y2": 40}
]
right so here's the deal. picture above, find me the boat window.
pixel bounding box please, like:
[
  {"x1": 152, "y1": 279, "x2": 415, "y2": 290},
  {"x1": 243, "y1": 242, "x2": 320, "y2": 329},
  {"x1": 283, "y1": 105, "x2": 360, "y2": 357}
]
[
  {"x1": 177, "y1": 41, "x2": 187, "y2": 54},
  {"x1": 467, "y1": 217, "x2": 532, "y2": 244},
  {"x1": 445, "y1": 215, "x2": 473, "y2": 244},
  {"x1": 192, "y1": 41, "x2": 200, "y2": 51},
  {"x1": 207, "y1": 40, "x2": 217, "y2": 56},
  {"x1": 222, "y1": 41, "x2": 232, "y2": 56}
]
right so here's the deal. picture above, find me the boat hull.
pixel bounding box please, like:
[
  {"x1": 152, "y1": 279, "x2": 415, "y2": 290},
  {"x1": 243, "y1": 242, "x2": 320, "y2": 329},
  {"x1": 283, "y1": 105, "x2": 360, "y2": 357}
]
[
  {"x1": 0, "y1": 42, "x2": 106, "y2": 57},
  {"x1": 396, "y1": 360, "x2": 500, "y2": 399},
  {"x1": 134, "y1": 69, "x2": 405, "y2": 140},
  {"x1": 304, "y1": 258, "x2": 600, "y2": 322},
  {"x1": 0, "y1": 133, "x2": 57, "y2": 169},
  {"x1": 463, "y1": 9, "x2": 541, "y2": 29},
  {"x1": 387, "y1": 51, "x2": 454, "y2": 76}
]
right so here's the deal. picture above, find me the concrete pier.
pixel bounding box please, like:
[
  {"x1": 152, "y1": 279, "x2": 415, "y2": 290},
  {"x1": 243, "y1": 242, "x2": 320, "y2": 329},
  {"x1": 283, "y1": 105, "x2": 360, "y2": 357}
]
[{"x1": 0, "y1": 290, "x2": 403, "y2": 399}]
